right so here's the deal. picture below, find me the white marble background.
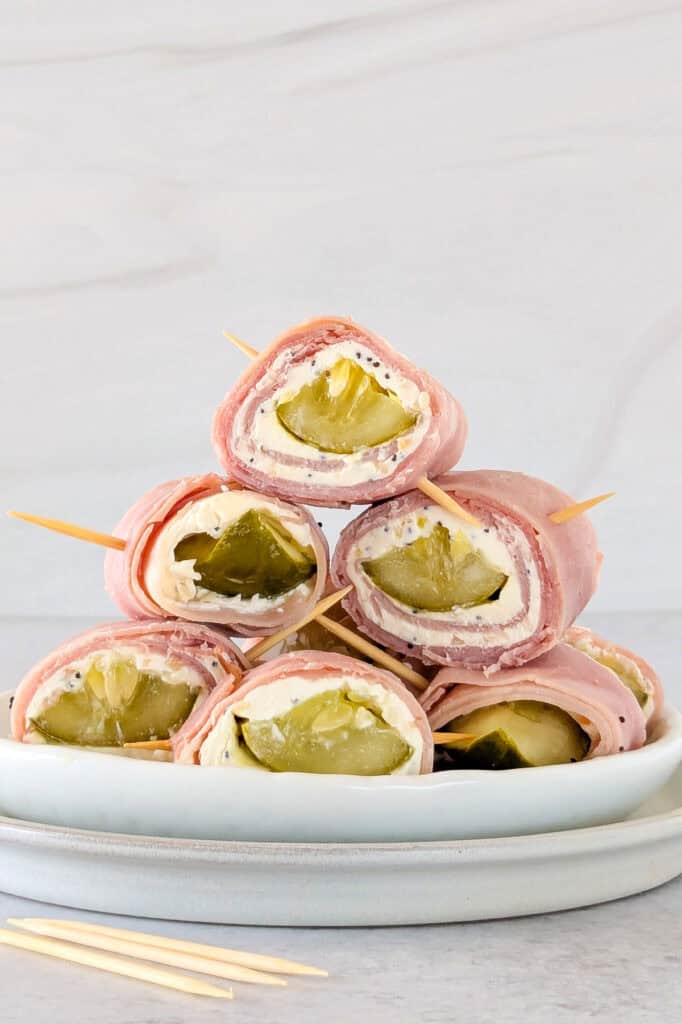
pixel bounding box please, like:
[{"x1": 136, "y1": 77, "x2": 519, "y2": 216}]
[{"x1": 2, "y1": 0, "x2": 682, "y2": 618}]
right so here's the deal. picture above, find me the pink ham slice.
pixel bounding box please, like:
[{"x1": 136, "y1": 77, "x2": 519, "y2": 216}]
[
  {"x1": 173, "y1": 650, "x2": 434, "y2": 774},
  {"x1": 11, "y1": 619, "x2": 248, "y2": 743},
  {"x1": 103, "y1": 474, "x2": 328, "y2": 635},
  {"x1": 212, "y1": 316, "x2": 467, "y2": 507},
  {"x1": 565, "y1": 625, "x2": 664, "y2": 725},
  {"x1": 332, "y1": 469, "x2": 602, "y2": 672},
  {"x1": 422, "y1": 643, "x2": 647, "y2": 758}
]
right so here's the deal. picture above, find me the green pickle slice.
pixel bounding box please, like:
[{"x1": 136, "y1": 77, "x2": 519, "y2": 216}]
[
  {"x1": 442, "y1": 700, "x2": 590, "y2": 770},
  {"x1": 238, "y1": 689, "x2": 412, "y2": 775},
  {"x1": 363, "y1": 523, "x2": 508, "y2": 612},
  {"x1": 174, "y1": 508, "x2": 316, "y2": 600},
  {"x1": 276, "y1": 357, "x2": 417, "y2": 454},
  {"x1": 31, "y1": 659, "x2": 200, "y2": 746}
]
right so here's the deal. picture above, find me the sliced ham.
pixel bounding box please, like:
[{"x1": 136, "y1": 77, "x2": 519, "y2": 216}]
[
  {"x1": 332, "y1": 469, "x2": 602, "y2": 672},
  {"x1": 11, "y1": 619, "x2": 247, "y2": 743},
  {"x1": 422, "y1": 643, "x2": 646, "y2": 757},
  {"x1": 212, "y1": 316, "x2": 467, "y2": 507},
  {"x1": 565, "y1": 625, "x2": 664, "y2": 726},
  {"x1": 103, "y1": 474, "x2": 328, "y2": 635},
  {"x1": 173, "y1": 650, "x2": 434, "y2": 774}
]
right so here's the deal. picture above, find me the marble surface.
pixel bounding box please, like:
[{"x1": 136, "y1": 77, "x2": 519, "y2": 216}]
[
  {"x1": 1, "y1": 611, "x2": 681, "y2": 1021},
  {"x1": 2, "y1": 0, "x2": 682, "y2": 616}
]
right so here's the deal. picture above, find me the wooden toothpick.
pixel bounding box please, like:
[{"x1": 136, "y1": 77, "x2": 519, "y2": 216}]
[
  {"x1": 247, "y1": 586, "x2": 353, "y2": 661},
  {"x1": 314, "y1": 613, "x2": 429, "y2": 691},
  {"x1": 548, "y1": 492, "x2": 615, "y2": 524},
  {"x1": 7, "y1": 510, "x2": 126, "y2": 551},
  {"x1": 431, "y1": 732, "x2": 477, "y2": 744}
]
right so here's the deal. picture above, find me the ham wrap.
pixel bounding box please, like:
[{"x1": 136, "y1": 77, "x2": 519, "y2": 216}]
[
  {"x1": 212, "y1": 317, "x2": 467, "y2": 507},
  {"x1": 11, "y1": 619, "x2": 247, "y2": 747},
  {"x1": 565, "y1": 626, "x2": 664, "y2": 726},
  {"x1": 174, "y1": 650, "x2": 434, "y2": 776},
  {"x1": 104, "y1": 474, "x2": 328, "y2": 635},
  {"x1": 422, "y1": 642, "x2": 647, "y2": 768},
  {"x1": 332, "y1": 469, "x2": 602, "y2": 672}
]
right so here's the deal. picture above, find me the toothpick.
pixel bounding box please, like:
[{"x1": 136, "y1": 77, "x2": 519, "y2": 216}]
[
  {"x1": 0, "y1": 927, "x2": 232, "y2": 999},
  {"x1": 222, "y1": 330, "x2": 260, "y2": 359},
  {"x1": 415, "y1": 477, "x2": 482, "y2": 528},
  {"x1": 16, "y1": 919, "x2": 328, "y2": 977},
  {"x1": 315, "y1": 613, "x2": 429, "y2": 691},
  {"x1": 123, "y1": 738, "x2": 173, "y2": 751},
  {"x1": 7, "y1": 511, "x2": 126, "y2": 551},
  {"x1": 548, "y1": 492, "x2": 616, "y2": 524},
  {"x1": 8, "y1": 919, "x2": 284, "y2": 987},
  {"x1": 248, "y1": 586, "x2": 353, "y2": 661},
  {"x1": 431, "y1": 732, "x2": 477, "y2": 744}
]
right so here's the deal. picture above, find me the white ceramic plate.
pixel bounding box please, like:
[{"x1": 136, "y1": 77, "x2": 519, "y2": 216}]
[
  {"x1": 1, "y1": 766, "x2": 682, "y2": 926},
  {"x1": 2, "y1": 691, "x2": 682, "y2": 843}
]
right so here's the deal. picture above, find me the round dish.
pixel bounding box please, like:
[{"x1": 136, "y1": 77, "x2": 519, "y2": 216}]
[
  {"x1": 1, "y1": 693, "x2": 681, "y2": 843},
  {"x1": 1, "y1": 764, "x2": 681, "y2": 925}
]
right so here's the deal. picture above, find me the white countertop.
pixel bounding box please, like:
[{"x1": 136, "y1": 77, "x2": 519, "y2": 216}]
[{"x1": 0, "y1": 611, "x2": 680, "y2": 1022}]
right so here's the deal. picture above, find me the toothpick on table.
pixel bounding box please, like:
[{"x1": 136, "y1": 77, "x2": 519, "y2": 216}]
[
  {"x1": 247, "y1": 586, "x2": 353, "y2": 661},
  {"x1": 315, "y1": 612, "x2": 429, "y2": 691},
  {"x1": 223, "y1": 331, "x2": 482, "y2": 527},
  {"x1": 7, "y1": 511, "x2": 126, "y2": 551},
  {"x1": 14, "y1": 918, "x2": 328, "y2": 977},
  {"x1": 0, "y1": 926, "x2": 232, "y2": 1000},
  {"x1": 8, "y1": 919, "x2": 284, "y2": 987},
  {"x1": 548, "y1": 492, "x2": 616, "y2": 525}
]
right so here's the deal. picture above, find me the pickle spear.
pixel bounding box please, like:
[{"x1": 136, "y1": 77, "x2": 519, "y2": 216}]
[
  {"x1": 31, "y1": 659, "x2": 199, "y2": 746},
  {"x1": 239, "y1": 690, "x2": 412, "y2": 775},
  {"x1": 441, "y1": 700, "x2": 590, "y2": 769},
  {"x1": 276, "y1": 358, "x2": 417, "y2": 454},
  {"x1": 174, "y1": 509, "x2": 316, "y2": 600},
  {"x1": 363, "y1": 524, "x2": 507, "y2": 612}
]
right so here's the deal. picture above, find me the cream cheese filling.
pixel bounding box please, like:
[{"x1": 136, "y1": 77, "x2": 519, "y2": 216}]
[
  {"x1": 198, "y1": 675, "x2": 424, "y2": 775},
  {"x1": 567, "y1": 636, "x2": 654, "y2": 718},
  {"x1": 348, "y1": 505, "x2": 542, "y2": 649},
  {"x1": 25, "y1": 646, "x2": 207, "y2": 732},
  {"x1": 145, "y1": 488, "x2": 317, "y2": 616},
  {"x1": 230, "y1": 340, "x2": 432, "y2": 486}
]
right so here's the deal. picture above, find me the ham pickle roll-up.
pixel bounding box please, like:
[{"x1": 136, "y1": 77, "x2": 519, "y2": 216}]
[
  {"x1": 332, "y1": 470, "x2": 601, "y2": 672},
  {"x1": 422, "y1": 643, "x2": 647, "y2": 770},
  {"x1": 565, "y1": 626, "x2": 664, "y2": 726},
  {"x1": 212, "y1": 317, "x2": 467, "y2": 507},
  {"x1": 174, "y1": 651, "x2": 434, "y2": 776},
  {"x1": 11, "y1": 620, "x2": 247, "y2": 747},
  {"x1": 104, "y1": 474, "x2": 328, "y2": 635}
]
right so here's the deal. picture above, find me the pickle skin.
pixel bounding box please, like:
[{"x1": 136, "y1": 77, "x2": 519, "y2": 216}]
[
  {"x1": 442, "y1": 700, "x2": 590, "y2": 770},
  {"x1": 174, "y1": 508, "x2": 316, "y2": 600},
  {"x1": 276, "y1": 358, "x2": 418, "y2": 455}
]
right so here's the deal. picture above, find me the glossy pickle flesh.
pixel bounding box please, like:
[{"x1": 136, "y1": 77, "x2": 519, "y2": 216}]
[
  {"x1": 31, "y1": 658, "x2": 200, "y2": 746},
  {"x1": 363, "y1": 523, "x2": 508, "y2": 612},
  {"x1": 236, "y1": 689, "x2": 412, "y2": 775},
  {"x1": 439, "y1": 700, "x2": 590, "y2": 770},
  {"x1": 276, "y1": 357, "x2": 418, "y2": 455},
  {"x1": 174, "y1": 508, "x2": 316, "y2": 600}
]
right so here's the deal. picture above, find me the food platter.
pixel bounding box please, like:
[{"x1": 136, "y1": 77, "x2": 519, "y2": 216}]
[
  {"x1": 1, "y1": 692, "x2": 681, "y2": 844},
  {"x1": 1, "y1": 761, "x2": 682, "y2": 927}
]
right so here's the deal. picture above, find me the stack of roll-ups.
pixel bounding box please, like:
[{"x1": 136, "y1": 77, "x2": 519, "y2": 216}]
[{"x1": 11, "y1": 316, "x2": 662, "y2": 775}]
